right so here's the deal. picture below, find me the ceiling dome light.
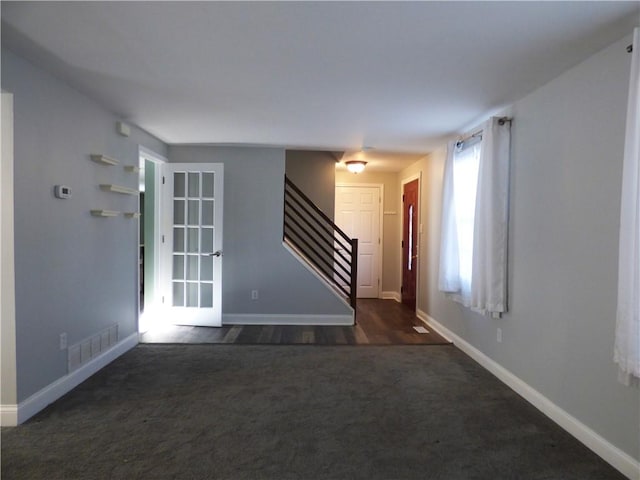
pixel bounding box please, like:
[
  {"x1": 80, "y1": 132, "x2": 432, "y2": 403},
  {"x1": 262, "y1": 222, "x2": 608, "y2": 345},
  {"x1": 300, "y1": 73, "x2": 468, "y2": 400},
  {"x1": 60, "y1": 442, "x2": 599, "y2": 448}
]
[{"x1": 346, "y1": 160, "x2": 367, "y2": 174}]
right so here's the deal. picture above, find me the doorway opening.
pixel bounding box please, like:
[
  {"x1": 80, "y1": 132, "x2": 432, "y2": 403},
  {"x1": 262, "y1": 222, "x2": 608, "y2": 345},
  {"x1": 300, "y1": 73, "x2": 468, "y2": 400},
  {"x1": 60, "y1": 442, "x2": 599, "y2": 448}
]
[
  {"x1": 138, "y1": 147, "x2": 166, "y2": 333},
  {"x1": 401, "y1": 176, "x2": 420, "y2": 311}
]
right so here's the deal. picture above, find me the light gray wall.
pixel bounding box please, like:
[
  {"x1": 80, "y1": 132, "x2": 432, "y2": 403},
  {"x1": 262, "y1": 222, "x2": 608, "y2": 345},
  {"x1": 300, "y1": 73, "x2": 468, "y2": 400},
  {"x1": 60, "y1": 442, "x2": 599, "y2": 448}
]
[
  {"x1": 405, "y1": 34, "x2": 639, "y2": 461},
  {"x1": 130, "y1": 127, "x2": 168, "y2": 161},
  {"x1": 1, "y1": 49, "x2": 167, "y2": 402},
  {"x1": 169, "y1": 145, "x2": 351, "y2": 316},
  {"x1": 285, "y1": 150, "x2": 336, "y2": 219}
]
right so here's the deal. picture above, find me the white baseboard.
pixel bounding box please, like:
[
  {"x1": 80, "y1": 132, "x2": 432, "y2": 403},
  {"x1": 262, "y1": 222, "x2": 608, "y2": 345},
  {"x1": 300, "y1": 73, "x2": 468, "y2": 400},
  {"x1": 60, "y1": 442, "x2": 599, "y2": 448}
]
[
  {"x1": 416, "y1": 309, "x2": 453, "y2": 342},
  {"x1": 223, "y1": 313, "x2": 354, "y2": 326},
  {"x1": 417, "y1": 310, "x2": 639, "y2": 480},
  {"x1": 381, "y1": 291, "x2": 401, "y2": 302},
  {"x1": 0, "y1": 332, "x2": 138, "y2": 426},
  {"x1": 0, "y1": 404, "x2": 18, "y2": 427}
]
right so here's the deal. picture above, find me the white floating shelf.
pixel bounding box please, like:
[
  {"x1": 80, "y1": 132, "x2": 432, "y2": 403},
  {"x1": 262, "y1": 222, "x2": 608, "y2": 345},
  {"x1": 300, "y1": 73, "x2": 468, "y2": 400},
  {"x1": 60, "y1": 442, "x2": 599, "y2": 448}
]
[
  {"x1": 124, "y1": 212, "x2": 141, "y2": 219},
  {"x1": 90, "y1": 154, "x2": 119, "y2": 166},
  {"x1": 90, "y1": 210, "x2": 120, "y2": 217},
  {"x1": 124, "y1": 165, "x2": 140, "y2": 173},
  {"x1": 100, "y1": 184, "x2": 138, "y2": 196}
]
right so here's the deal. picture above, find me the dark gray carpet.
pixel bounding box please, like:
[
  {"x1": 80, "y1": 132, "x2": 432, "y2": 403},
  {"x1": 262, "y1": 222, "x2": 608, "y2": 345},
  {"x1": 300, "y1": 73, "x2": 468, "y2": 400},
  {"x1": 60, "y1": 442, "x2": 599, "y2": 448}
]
[{"x1": 1, "y1": 345, "x2": 626, "y2": 479}]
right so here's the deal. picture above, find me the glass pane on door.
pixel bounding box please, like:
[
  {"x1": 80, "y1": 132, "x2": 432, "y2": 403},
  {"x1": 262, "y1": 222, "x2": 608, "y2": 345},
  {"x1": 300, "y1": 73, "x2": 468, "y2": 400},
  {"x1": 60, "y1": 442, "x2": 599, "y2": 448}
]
[
  {"x1": 173, "y1": 282, "x2": 184, "y2": 307},
  {"x1": 200, "y1": 283, "x2": 213, "y2": 308},
  {"x1": 171, "y1": 170, "x2": 217, "y2": 309},
  {"x1": 202, "y1": 173, "x2": 214, "y2": 198},
  {"x1": 201, "y1": 228, "x2": 214, "y2": 253}
]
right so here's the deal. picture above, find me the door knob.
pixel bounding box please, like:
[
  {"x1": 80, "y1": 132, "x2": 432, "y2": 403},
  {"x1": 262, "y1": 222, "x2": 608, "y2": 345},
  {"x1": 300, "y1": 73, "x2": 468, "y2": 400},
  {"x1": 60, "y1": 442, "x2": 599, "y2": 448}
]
[{"x1": 208, "y1": 251, "x2": 223, "y2": 257}]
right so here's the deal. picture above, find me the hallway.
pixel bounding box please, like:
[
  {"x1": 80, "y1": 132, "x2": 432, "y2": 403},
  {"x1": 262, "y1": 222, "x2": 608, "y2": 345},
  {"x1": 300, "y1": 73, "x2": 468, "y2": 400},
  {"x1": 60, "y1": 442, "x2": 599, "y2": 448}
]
[{"x1": 140, "y1": 299, "x2": 450, "y2": 345}]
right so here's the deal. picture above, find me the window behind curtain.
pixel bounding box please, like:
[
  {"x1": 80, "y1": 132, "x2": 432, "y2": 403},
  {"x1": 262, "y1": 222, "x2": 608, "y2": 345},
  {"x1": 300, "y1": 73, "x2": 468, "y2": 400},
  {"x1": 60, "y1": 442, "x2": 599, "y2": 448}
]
[
  {"x1": 439, "y1": 117, "x2": 511, "y2": 314},
  {"x1": 452, "y1": 142, "x2": 481, "y2": 290}
]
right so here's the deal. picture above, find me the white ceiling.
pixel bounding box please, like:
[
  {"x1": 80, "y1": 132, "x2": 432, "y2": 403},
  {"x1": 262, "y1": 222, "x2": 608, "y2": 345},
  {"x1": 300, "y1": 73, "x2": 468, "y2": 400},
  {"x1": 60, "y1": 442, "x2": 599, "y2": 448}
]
[{"x1": 2, "y1": 1, "x2": 639, "y2": 169}]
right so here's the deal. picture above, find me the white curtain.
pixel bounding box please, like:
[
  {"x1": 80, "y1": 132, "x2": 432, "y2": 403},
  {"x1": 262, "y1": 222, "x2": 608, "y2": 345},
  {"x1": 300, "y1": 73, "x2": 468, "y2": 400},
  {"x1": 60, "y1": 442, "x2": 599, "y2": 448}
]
[
  {"x1": 470, "y1": 118, "x2": 511, "y2": 314},
  {"x1": 438, "y1": 117, "x2": 511, "y2": 314},
  {"x1": 614, "y1": 28, "x2": 640, "y2": 385},
  {"x1": 438, "y1": 141, "x2": 462, "y2": 295}
]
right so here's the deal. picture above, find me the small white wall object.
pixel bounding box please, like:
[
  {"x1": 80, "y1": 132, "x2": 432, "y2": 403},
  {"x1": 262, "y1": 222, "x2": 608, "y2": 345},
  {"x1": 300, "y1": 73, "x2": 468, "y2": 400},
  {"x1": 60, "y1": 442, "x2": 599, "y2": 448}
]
[
  {"x1": 116, "y1": 121, "x2": 130, "y2": 137},
  {"x1": 99, "y1": 184, "x2": 138, "y2": 195},
  {"x1": 53, "y1": 185, "x2": 71, "y2": 199},
  {"x1": 90, "y1": 210, "x2": 119, "y2": 217},
  {"x1": 90, "y1": 154, "x2": 119, "y2": 166}
]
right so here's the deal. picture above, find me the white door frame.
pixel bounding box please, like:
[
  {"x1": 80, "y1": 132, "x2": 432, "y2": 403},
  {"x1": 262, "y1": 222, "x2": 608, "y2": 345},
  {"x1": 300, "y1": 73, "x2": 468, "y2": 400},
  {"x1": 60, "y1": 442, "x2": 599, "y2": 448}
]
[
  {"x1": 335, "y1": 183, "x2": 384, "y2": 299},
  {"x1": 1, "y1": 92, "x2": 17, "y2": 425},
  {"x1": 138, "y1": 146, "x2": 166, "y2": 332},
  {"x1": 400, "y1": 173, "x2": 422, "y2": 308}
]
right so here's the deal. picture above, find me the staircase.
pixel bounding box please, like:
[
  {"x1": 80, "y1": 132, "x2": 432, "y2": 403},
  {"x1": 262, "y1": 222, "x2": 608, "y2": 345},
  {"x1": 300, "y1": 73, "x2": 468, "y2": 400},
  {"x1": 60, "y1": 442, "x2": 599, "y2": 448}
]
[{"x1": 283, "y1": 175, "x2": 358, "y2": 311}]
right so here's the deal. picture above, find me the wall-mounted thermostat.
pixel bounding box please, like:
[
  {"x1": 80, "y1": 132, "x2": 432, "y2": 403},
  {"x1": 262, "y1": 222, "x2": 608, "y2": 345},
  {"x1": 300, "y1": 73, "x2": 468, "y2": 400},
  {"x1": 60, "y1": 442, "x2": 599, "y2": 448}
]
[{"x1": 54, "y1": 185, "x2": 72, "y2": 199}]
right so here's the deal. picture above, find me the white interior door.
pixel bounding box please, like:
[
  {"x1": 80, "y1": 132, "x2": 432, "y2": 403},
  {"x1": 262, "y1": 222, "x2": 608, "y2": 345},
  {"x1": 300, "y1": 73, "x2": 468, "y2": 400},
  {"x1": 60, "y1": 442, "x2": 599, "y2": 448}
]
[
  {"x1": 161, "y1": 163, "x2": 223, "y2": 326},
  {"x1": 335, "y1": 185, "x2": 381, "y2": 298}
]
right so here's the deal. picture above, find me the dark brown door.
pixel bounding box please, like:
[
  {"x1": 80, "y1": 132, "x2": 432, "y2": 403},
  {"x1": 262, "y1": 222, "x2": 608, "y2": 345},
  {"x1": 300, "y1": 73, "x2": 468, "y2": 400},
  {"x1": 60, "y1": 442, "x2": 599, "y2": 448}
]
[{"x1": 402, "y1": 179, "x2": 419, "y2": 310}]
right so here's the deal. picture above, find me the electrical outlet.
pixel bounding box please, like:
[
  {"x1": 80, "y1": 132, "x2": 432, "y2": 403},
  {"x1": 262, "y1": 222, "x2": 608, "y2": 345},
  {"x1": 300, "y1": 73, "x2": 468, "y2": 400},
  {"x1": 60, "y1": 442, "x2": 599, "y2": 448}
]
[
  {"x1": 59, "y1": 333, "x2": 68, "y2": 350},
  {"x1": 497, "y1": 328, "x2": 502, "y2": 343},
  {"x1": 251, "y1": 290, "x2": 259, "y2": 300}
]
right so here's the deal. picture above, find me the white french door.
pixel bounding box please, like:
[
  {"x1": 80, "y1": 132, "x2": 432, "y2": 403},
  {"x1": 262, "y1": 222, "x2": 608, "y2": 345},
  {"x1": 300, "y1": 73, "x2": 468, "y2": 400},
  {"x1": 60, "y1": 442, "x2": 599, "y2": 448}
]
[{"x1": 161, "y1": 163, "x2": 224, "y2": 326}]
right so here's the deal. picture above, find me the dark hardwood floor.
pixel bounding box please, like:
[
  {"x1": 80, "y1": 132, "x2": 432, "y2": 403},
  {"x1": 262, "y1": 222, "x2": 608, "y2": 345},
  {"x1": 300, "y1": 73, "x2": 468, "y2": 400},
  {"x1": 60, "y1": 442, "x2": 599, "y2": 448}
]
[{"x1": 140, "y1": 299, "x2": 451, "y2": 345}]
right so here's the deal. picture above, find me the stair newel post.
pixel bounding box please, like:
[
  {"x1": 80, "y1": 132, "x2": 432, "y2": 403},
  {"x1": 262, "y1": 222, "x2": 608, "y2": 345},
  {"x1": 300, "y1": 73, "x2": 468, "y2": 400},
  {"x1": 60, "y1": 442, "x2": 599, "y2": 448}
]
[{"x1": 350, "y1": 238, "x2": 358, "y2": 316}]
